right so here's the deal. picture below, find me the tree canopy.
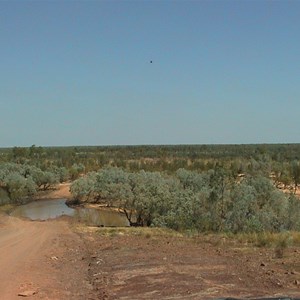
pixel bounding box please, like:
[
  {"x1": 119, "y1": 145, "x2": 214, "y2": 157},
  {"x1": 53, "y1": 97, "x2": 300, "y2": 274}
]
[{"x1": 70, "y1": 167, "x2": 300, "y2": 232}]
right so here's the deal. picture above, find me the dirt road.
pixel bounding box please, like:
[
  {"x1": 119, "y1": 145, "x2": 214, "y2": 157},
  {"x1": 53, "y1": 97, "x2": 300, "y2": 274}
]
[
  {"x1": 0, "y1": 214, "x2": 95, "y2": 300},
  {"x1": 0, "y1": 183, "x2": 98, "y2": 300}
]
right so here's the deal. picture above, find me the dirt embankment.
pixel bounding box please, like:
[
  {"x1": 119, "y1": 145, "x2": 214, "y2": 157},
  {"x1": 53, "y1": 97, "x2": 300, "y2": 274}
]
[
  {"x1": 36, "y1": 182, "x2": 72, "y2": 200},
  {"x1": 81, "y1": 228, "x2": 300, "y2": 299}
]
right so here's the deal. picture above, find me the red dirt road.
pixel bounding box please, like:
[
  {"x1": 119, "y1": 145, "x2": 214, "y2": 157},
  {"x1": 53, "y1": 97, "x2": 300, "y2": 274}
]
[
  {"x1": 0, "y1": 184, "x2": 97, "y2": 300},
  {"x1": 0, "y1": 215, "x2": 94, "y2": 300}
]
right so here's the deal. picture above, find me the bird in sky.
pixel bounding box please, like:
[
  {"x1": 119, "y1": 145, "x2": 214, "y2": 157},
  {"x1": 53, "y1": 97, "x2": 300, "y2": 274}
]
[{"x1": 150, "y1": 60, "x2": 153, "y2": 63}]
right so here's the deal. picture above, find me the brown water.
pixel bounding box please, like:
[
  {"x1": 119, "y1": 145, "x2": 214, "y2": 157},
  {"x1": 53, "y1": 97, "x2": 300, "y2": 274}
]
[
  {"x1": 11, "y1": 199, "x2": 74, "y2": 220},
  {"x1": 11, "y1": 199, "x2": 129, "y2": 226},
  {"x1": 74, "y1": 207, "x2": 129, "y2": 227}
]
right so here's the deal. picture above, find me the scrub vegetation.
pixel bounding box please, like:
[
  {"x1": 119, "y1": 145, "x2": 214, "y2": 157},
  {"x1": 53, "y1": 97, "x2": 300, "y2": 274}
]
[
  {"x1": 70, "y1": 166, "x2": 300, "y2": 233},
  {"x1": 1, "y1": 144, "x2": 300, "y2": 233}
]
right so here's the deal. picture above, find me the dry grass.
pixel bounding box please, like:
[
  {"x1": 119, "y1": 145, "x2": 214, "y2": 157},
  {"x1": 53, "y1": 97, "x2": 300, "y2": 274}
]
[
  {"x1": 75, "y1": 220, "x2": 300, "y2": 257},
  {"x1": 0, "y1": 204, "x2": 14, "y2": 214},
  {"x1": 95, "y1": 226, "x2": 183, "y2": 238},
  {"x1": 73, "y1": 223, "x2": 184, "y2": 239},
  {"x1": 191, "y1": 231, "x2": 300, "y2": 252},
  {"x1": 223, "y1": 231, "x2": 299, "y2": 259}
]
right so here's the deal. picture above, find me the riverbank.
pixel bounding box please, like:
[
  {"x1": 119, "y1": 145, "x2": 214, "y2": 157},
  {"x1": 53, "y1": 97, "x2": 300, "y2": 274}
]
[{"x1": 35, "y1": 182, "x2": 72, "y2": 200}]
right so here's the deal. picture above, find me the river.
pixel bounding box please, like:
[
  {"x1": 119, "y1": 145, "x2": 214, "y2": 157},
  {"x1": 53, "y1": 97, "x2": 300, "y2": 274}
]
[{"x1": 11, "y1": 198, "x2": 129, "y2": 227}]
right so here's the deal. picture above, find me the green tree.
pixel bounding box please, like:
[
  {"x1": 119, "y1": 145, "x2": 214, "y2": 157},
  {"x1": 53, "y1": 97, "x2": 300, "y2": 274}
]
[
  {"x1": 70, "y1": 172, "x2": 97, "y2": 202},
  {"x1": 226, "y1": 182, "x2": 260, "y2": 233},
  {"x1": 291, "y1": 160, "x2": 300, "y2": 193},
  {"x1": 3, "y1": 172, "x2": 36, "y2": 203}
]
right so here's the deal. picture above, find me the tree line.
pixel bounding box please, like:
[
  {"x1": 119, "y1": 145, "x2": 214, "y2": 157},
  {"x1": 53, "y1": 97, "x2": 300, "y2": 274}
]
[
  {"x1": 1, "y1": 144, "x2": 300, "y2": 189},
  {"x1": 70, "y1": 167, "x2": 300, "y2": 233},
  {"x1": 0, "y1": 163, "x2": 68, "y2": 205}
]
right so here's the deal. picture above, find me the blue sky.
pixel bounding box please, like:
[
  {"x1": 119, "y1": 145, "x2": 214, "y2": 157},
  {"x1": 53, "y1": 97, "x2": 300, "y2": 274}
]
[{"x1": 1, "y1": 1, "x2": 300, "y2": 147}]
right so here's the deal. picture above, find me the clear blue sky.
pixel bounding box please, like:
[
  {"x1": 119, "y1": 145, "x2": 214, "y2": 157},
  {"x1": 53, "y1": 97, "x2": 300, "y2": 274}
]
[{"x1": 1, "y1": 0, "x2": 300, "y2": 147}]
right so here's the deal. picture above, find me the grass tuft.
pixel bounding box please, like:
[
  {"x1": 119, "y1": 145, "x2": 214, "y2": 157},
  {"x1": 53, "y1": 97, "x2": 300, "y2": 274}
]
[{"x1": 0, "y1": 204, "x2": 15, "y2": 214}]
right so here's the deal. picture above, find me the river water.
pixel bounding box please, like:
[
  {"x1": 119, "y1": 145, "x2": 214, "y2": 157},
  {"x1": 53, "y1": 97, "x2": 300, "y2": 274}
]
[{"x1": 11, "y1": 199, "x2": 129, "y2": 227}]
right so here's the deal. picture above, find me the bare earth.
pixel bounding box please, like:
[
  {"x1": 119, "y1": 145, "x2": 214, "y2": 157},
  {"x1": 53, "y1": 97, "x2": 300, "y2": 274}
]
[
  {"x1": 36, "y1": 183, "x2": 72, "y2": 200},
  {"x1": 1, "y1": 184, "x2": 300, "y2": 299},
  {"x1": 84, "y1": 228, "x2": 300, "y2": 299},
  {"x1": 0, "y1": 183, "x2": 96, "y2": 299},
  {"x1": 0, "y1": 216, "x2": 94, "y2": 299}
]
